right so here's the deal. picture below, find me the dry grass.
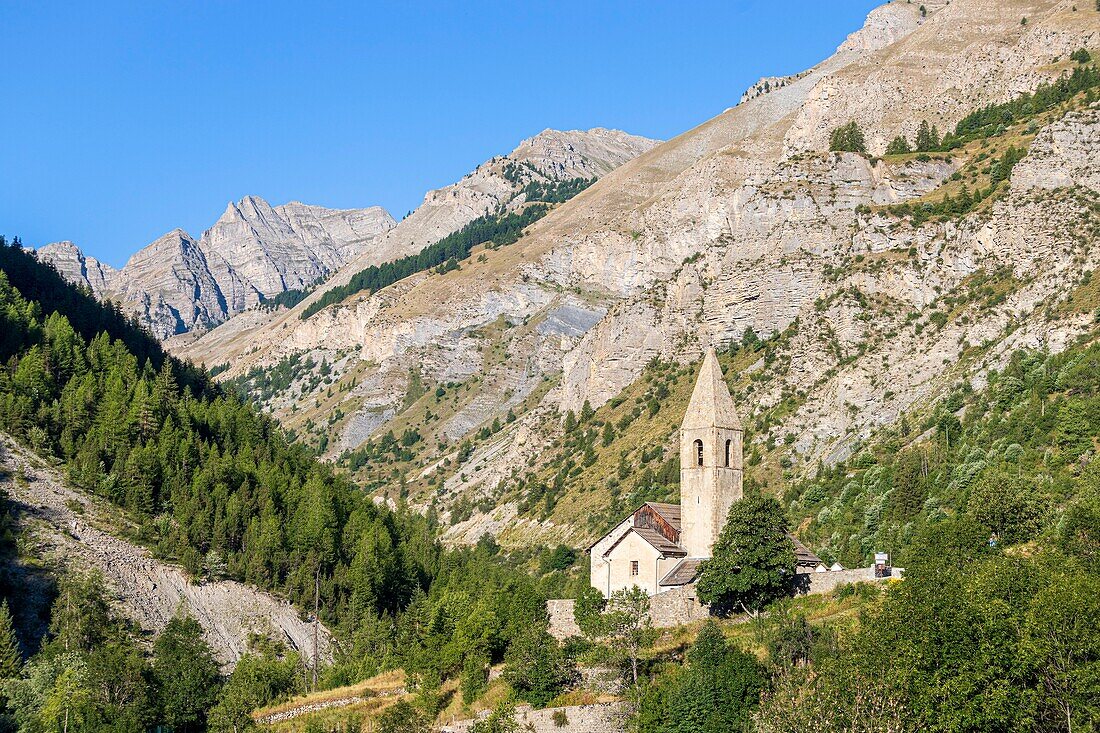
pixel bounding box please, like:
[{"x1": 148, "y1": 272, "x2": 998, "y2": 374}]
[
  {"x1": 433, "y1": 675, "x2": 512, "y2": 727},
  {"x1": 647, "y1": 583, "x2": 883, "y2": 662},
  {"x1": 253, "y1": 670, "x2": 407, "y2": 719}
]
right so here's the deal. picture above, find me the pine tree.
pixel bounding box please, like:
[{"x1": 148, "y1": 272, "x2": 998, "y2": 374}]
[
  {"x1": 829, "y1": 121, "x2": 867, "y2": 153},
  {"x1": 915, "y1": 120, "x2": 941, "y2": 151},
  {"x1": 0, "y1": 600, "x2": 21, "y2": 678},
  {"x1": 502, "y1": 625, "x2": 575, "y2": 707},
  {"x1": 886, "y1": 135, "x2": 912, "y2": 155}
]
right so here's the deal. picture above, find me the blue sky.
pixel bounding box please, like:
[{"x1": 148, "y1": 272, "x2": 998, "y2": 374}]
[{"x1": 0, "y1": 1, "x2": 880, "y2": 268}]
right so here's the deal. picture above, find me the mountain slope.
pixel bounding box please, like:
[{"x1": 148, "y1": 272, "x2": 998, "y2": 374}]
[
  {"x1": 1, "y1": 434, "x2": 331, "y2": 667},
  {"x1": 175, "y1": 0, "x2": 1098, "y2": 551},
  {"x1": 173, "y1": 127, "x2": 659, "y2": 367},
  {"x1": 38, "y1": 198, "x2": 397, "y2": 338}
]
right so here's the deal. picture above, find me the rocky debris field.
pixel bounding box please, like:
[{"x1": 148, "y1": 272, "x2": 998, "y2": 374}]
[{"x1": 0, "y1": 434, "x2": 332, "y2": 668}]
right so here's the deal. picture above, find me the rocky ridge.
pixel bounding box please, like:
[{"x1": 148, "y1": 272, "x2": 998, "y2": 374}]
[
  {"x1": 38, "y1": 199, "x2": 397, "y2": 339},
  {"x1": 35, "y1": 241, "x2": 117, "y2": 297},
  {"x1": 172, "y1": 0, "x2": 1098, "y2": 548},
  {"x1": 172, "y1": 127, "x2": 659, "y2": 365}
]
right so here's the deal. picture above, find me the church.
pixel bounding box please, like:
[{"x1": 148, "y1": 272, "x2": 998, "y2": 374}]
[{"x1": 588, "y1": 348, "x2": 822, "y2": 598}]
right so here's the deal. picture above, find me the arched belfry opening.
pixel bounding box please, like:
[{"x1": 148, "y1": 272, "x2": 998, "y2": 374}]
[{"x1": 679, "y1": 347, "x2": 744, "y2": 559}]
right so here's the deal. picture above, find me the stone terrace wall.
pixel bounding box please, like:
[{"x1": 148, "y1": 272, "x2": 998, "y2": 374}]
[
  {"x1": 796, "y1": 567, "x2": 904, "y2": 596},
  {"x1": 548, "y1": 599, "x2": 581, "y2": 640},
  {"x1": 549, "y1": 585, "x2": 711, "y2": 639},
  {"x1": 549, "y1": 567, "x2": 902, "y2": 638},
  {"x1": 648, "y1": 584, "x2": 711, "y2": 628},
  {"x1": 442, "y1": 702, "x2": 629, "y2": 733}
]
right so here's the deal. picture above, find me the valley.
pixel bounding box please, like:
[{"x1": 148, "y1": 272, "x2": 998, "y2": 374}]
[{"x1": 3, "y1": 0, "x2": 1100, "y2": 731}]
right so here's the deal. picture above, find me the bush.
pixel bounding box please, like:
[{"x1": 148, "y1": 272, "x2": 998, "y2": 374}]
[{"x1": 502, "y1": 626, "x2": 576, "y2": 707}]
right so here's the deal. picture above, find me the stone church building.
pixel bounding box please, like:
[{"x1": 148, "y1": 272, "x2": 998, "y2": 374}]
[{"x1": 588, "y1": 348, "x2": 821, "y2": 598}]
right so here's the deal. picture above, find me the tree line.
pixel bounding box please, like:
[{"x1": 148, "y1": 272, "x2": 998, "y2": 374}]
[
  {"x1": 830, "y1": 61, "x2": 1099, "y2": 155},
  {"x1": 0, "y1": 243, "x2": 579, "y2": 729}
]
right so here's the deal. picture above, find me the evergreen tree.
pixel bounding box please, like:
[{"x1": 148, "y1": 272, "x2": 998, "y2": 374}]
[
  {"x1": 829, "y1": 121, "x2": 867, "y2": 153},
  {"x1": 915, "y1": 119, "x2": 941, "y2": 151},
  {"x1": 0, "y1": 600, "x2": 21, "y2": 678},
  {"x1": 639, "y1": 622, "x2": 765, "y2": 733},
  {"x1": 696, "y1": 496, "x2": 796, "y2": 615},
  {"x1": 886, "y1": 134, "x2": 912, "y2": 154}
]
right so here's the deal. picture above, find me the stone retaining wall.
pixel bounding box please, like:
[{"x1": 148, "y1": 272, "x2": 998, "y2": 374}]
[
  {"x1": 795, "y1": 567, "x2": 904, "y2": 595},
  {"x1": 549, "y1": 567, "x2": 901, "y2": 638},
  {"x1": 547, "y1": 599, "x2": 580, "y2": 639},
  {"x1": 442, "y1": 702, "x2": 629, "y2": 733},
  {"x1": 648, "y1": 584, "x2": 712, "y2": 628}
]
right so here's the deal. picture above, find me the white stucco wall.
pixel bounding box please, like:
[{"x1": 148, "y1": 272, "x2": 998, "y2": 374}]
[{"x1": 590, "y1": 525, "x2": 682, "y2": 597}]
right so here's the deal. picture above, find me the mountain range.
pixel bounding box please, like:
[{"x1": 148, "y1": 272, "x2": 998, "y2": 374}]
[
  {"x1": 38, "y1": 127, "x2": 658, "y2": 340},
  {"x1": 38, "y1": 0, "x2": 1100, "y2": 554}
]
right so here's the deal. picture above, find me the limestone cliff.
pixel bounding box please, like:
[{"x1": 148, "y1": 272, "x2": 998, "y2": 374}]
[
  {"x1": 171, "y1": 0, "x2": 1098, "y2": 548},
  {"x1": 38, "y1": 199, "x2": 397, "y2": 339},
  {"x1": 34, "y1": 241, "x2": 117, "y2": 296}
]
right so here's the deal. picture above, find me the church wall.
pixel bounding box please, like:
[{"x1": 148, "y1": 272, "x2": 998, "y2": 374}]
[
  {"x1": 589, "y1": 517, "x2": 632, "y2": 598},
  {"x1": 601, "y1": 532, "x2": 663, "y2": 596}
]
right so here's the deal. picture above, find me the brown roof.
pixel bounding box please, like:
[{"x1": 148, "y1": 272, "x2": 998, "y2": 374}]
[
  {"x1": 660, "y1": 558, "x2": 705, "y2": 586},
  {"x1": 635, "y1": 527, "x2": 687, "y2": 556},
  {"x1": 643, "y1": 502, "x2": 681, "y2": 531},
  {"x1": 602, "y1": 526, "x2": 687, "y2": 558},
  {"x1": 586, "y1": 501, "x2": 685, "y2": 554},
  {"x1": 791, "y1": 535, "x2": 822, "y2": 567}
]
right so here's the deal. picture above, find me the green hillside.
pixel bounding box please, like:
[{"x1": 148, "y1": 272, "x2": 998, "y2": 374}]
[{"x1": 0, "y1": 241, "x2": 582, "y2": 731}]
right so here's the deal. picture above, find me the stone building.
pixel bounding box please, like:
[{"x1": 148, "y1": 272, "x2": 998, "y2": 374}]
[{"x1": 587, "y1": 348, "x2": 821, "y2": 598}]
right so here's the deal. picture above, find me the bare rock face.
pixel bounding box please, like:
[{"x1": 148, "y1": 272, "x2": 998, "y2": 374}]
[
  {"x1": 1012, "y1": 108, "x2": 1100, "y2": 192},
  {"x1": 40, "y1": 199, "x2": 396, "y2": 339},
  {"x1": 510, "y1": 128, "x2": 661, "y2": 179},
  {"x1": 47, "y1": 128, "x2": 654, "y2": 342},
  {"x1": 199, "y1": 197, "x2": 397, "y2": 297},
  {"x1": 36, "y1": 241, "x2": 117, "y2": 296},
  {"x1": 112, "y1": 229, "x2": 252, "y2": 336},
  {"x1": 175, "y1": 128, "x2": 659, "y2": 367}
]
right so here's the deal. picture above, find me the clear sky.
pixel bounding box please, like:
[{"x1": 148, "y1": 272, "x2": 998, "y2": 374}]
[{"x1": 1, "y1": 1, "x2": 880, "y2": 268}]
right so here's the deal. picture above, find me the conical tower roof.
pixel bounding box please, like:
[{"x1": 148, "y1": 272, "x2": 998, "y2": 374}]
[{"x1": 682, "y1": 347, "x2": 742, "y2": 431}]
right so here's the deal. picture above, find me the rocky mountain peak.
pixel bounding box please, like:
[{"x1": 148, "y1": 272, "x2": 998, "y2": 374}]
[
  {"x1": 509, "y1": 127, "x2": 660, "y2": 179},
  {"x1": 36, "y1": 240, "x2": 117, "y2": 297},
  {"x1": 40, "y1": 196, "x2": 398, "y2": 339}
]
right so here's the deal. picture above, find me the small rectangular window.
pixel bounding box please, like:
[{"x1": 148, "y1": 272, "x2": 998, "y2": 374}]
[{"x1": 630, "y1": 561, "x2": 639, "y2": 576}]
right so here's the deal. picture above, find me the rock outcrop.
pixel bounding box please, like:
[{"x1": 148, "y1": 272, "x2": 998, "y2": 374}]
[
  {"x1": 38, "y1": 199, "x2": 397, "y2": 338},
  {"x1": 171, "y1": 0, "x2": 1098, "y2": 548},
  {"x1": 34, "y1": 241, "x2": 117, "y2": 296},
  {"x1": 41, "y1": 128, "x2": 656, "y2": 341}
]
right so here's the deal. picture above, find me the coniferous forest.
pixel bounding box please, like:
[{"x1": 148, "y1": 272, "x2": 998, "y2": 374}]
[
  {"x1": 0, "y1": 36, "x2": 1099, "y2": 733},
  {"x1": 0, "y1": 240, "x2": 577, "y2": 732}
]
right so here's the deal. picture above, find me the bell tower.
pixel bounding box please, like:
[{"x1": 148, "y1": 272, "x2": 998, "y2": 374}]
[{"x1": 680, "y1": 347, "x2": 743, "y2": 558}]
